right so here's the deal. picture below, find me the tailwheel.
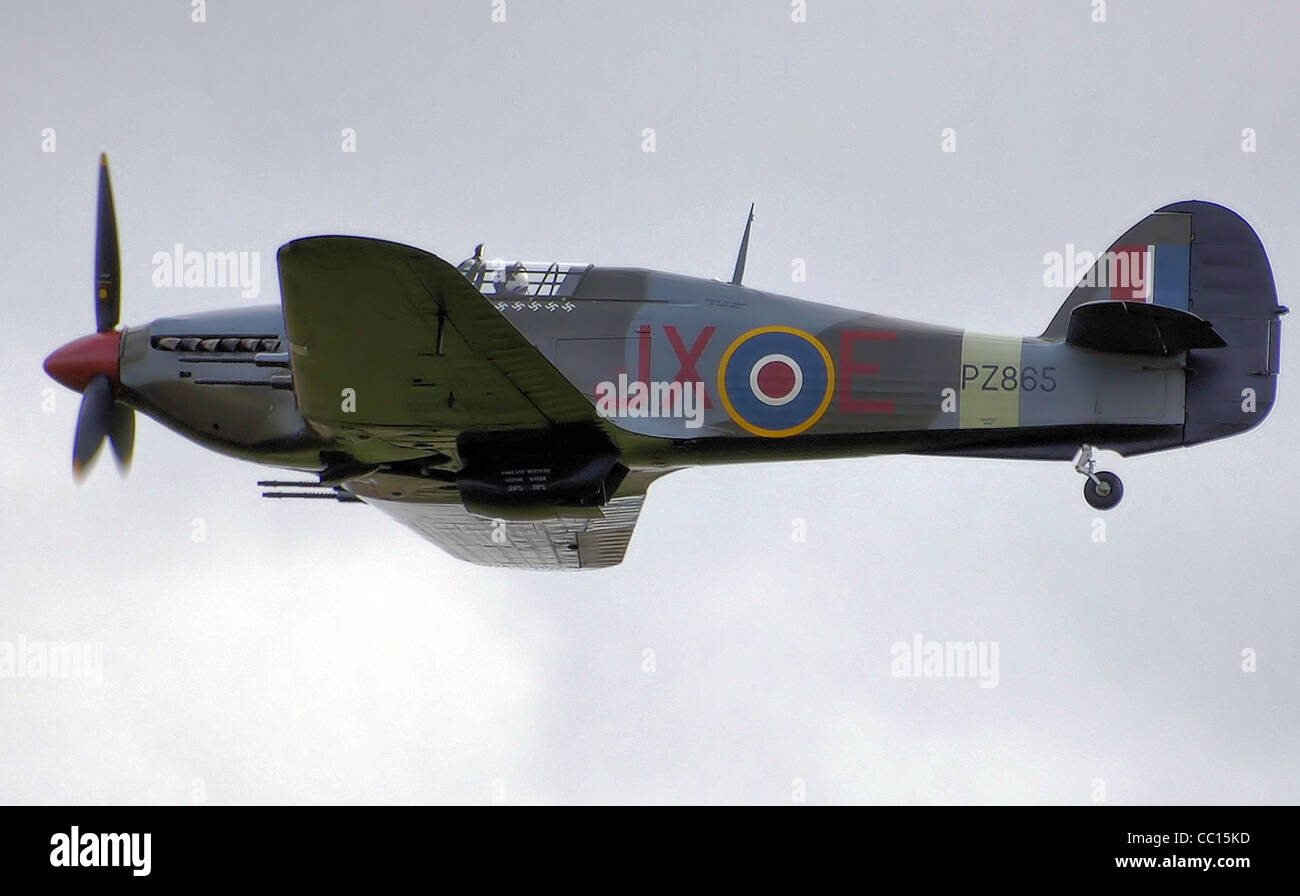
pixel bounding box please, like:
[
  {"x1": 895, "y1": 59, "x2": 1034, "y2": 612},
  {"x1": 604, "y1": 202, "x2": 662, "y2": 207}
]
[
  {"x1": 1074, "y1": 444, "x2": 1123, "y2": 510},
  {"x1": 1083, "y1": 470, "x2": 1123, "y2": 510}
]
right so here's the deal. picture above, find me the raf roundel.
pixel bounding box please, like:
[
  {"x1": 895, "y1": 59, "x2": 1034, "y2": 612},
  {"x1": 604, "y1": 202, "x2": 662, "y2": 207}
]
[{"x1": 717, "y1": 326, "x2": 835, "y2": 437}]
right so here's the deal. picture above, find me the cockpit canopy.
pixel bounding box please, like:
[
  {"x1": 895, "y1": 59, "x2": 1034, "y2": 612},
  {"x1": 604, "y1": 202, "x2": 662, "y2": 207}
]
[{"x1": 456, "y1": 251, "x2": 591, "y2": 299}]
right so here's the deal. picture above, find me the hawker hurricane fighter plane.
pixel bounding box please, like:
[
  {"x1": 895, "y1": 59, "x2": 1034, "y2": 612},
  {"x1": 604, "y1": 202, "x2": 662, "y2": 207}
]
[{"x1": 45, "y1": 157, "x2": 1284, "y2": 569}]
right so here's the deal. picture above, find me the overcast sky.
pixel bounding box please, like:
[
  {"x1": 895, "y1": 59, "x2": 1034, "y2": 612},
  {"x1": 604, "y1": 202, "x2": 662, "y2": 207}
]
[{"x1": 2, "y1": 0, "x2": 1296, "y2": 804}]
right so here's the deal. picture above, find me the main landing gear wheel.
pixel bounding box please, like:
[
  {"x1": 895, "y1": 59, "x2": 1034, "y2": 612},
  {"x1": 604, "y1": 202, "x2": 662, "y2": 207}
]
[{"x1": 1074, "y1": 444, "x2": 1123, "y2": 510}]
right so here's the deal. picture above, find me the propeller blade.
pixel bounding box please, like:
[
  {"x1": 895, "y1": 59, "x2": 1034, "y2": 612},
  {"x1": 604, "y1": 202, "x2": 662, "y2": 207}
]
[
  {"x1": 72, "y1": 374, "x2": 114, "y2": 478},
  {"x1": 94, "y1": 153, "x2": 120, "y2": 332},
  {"x1": 109, "y1": 402, "x2": 135, "y2": 473}
]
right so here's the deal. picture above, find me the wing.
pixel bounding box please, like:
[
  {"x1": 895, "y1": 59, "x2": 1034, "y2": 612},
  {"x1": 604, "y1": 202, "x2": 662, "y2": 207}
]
[
  {"x1": 356, "y1": 491, "x2": 647, "y2": 570},
  {"x1": 374, "y1": 495, "x2": 643, "y2": 570},
  {"x1": 276, "y1": 236, "x2": 599, "y2": 461},
  {"x1": 277, "y1": 236, "x2": 652, "y2": 568}
]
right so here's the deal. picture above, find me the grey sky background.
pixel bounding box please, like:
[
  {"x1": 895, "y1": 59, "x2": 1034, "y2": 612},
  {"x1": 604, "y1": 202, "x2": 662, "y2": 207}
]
[{"x1": 1, "y1": 0, "x2": 1296, "y2": 803}]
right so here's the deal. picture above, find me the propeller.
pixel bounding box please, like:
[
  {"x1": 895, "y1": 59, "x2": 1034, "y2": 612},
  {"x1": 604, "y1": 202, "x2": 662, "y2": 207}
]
[
  {"x1": 44, "y1": 154, "x2": 136, "y2": 479},
  {"x1": 109, "y1": 402, "x2": 135, "y2": 471},
  {"x1": 94, "y1": 154, "x2": 120, "y2": 332},
  {"x1": 72, "y1": 374, "x2": 114, "y2": 478}
]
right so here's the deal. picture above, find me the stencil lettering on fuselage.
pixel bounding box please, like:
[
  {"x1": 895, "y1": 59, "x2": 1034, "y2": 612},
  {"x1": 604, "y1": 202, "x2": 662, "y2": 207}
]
[{"x1": 959, "y1": 333, "x2": 1023, "y2": 428}]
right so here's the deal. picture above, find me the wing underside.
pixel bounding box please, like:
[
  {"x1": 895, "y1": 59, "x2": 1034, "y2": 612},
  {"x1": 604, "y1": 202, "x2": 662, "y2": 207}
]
[{"x1": 360, "y1": 493, "x2": 645, "y2": 570}]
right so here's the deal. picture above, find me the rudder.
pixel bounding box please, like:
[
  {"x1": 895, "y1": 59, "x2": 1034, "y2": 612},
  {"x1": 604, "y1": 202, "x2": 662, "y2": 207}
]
[{"x1": 1161, "y1": 201, "x2": 1284, "y2": 445}]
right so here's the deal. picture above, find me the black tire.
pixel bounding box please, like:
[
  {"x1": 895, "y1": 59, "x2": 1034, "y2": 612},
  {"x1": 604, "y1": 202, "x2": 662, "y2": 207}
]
[{"x1": 1083, "y1": 471, "x2": 1123, "y2": 510}]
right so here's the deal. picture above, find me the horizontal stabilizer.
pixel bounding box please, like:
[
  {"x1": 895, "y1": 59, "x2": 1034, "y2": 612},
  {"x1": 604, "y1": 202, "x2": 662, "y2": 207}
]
[{"x1": 1065, "y1": 301, "x2": 1226, "y2": 356}]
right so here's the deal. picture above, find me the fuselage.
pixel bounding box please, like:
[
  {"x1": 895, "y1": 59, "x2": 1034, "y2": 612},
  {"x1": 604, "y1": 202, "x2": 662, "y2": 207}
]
[{"x1": 112, "y1": 264, "x2": 1205, "y2": 480}]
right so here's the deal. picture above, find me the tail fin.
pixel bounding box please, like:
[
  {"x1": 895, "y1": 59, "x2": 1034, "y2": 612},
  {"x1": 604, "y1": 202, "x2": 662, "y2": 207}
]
[
  {"x1": 1043, "y1": 201, "x2": 1285, "y2": 444},
  {"x1": 1041, "y1": 207, "x2": 1196, "y2": 339}
]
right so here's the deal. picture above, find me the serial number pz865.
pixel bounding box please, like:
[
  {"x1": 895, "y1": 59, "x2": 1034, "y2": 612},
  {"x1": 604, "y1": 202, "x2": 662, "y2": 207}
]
[{"x1": 960, "y1": 364, "x2": 1058, "y2": 392}]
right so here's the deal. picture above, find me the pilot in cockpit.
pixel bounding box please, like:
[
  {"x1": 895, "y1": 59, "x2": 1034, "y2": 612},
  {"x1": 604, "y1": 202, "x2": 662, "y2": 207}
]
[{"x1": 494, "y1": 262, "x2": 530, "y2": 296}]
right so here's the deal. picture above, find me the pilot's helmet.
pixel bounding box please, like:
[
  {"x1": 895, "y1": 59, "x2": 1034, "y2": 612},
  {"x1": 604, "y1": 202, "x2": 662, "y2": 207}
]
[{"x1": 503, "y1": 263, "x2": 529, "y2": 294}]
